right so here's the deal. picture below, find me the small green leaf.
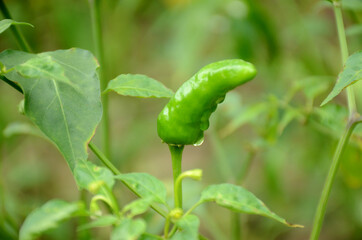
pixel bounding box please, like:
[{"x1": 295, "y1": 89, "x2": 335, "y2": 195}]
[
  {"x1": 3, "y1": 122, "x2": 46, "y2": 139},
  {"x1": 321, "y1": 51, "x2": 362, "y2": 106},
  {"x1": 115, "y1": 173, "x2": 168, "y2": 206},
  {"x1": 171, "y1": 215, "x2": 200, "y2": 240},
  {"x1": 220, "y1": 102, "x2": 268, "y2": 138},
  {"x1": 19, "y1": 199, "x2": 85, "y2": 240},
  {"x1": 111, "y1": 218, "x2": 146, "y2": 240},
  {"x1": 139, "y1": 233, "x2": 163, "y2": 240},
  {"x1": 122, "y1": 197, "x2": 153, "y2": 218},
  {"x1": 105, "y1": 74, "x2": 174, "y2": 98},
  {"x1": 200, "y1": 183, "x2": 302, "y2": 228},
  {"x1": 0, "y1": 19, "x2": 33, "y2": 35},
  {"x1": 78, "y1": 215, "x2": 119, "y2": 231},
  {"x1": 74, "y1": 160, "x2": 115, "y2": 192},
  {"x1": 74, "y1": 161, "x2": 118, "y2": 213}
]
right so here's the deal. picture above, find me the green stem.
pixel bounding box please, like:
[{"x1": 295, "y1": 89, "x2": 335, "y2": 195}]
[
  {"x1": 88, "y1": 142, "x2": 168, "y2": 217},
  {"x1": 89, "y1": 0, "x2": 110, "y2": 158},
  {"x1": 333, "y1": 1, "x2": 356, "y2": 115},
  {"x1": 309, "y1": 120, "x2": 358, "y2": 240},
  {"x1": 169, "y1": 145, "x2": 184, "y2": 209},
  {"x1": 163, "y1": 215, "x2": 171, "y2": 238},
  {"x1": 231, "y1": 212, "x2": 241, "y2": 240},
  {"x1": 0, "y1": 0, "x2": 32, "y2": 52},
  {"x1": 89, "y1": 142, "x2": 119, "y2": 175}
]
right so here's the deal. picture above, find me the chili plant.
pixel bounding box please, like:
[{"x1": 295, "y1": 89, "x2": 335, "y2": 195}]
[
  {"x1": 0, "y1": 0, "x2": 306, "y2": 239},
  {"x1": 0, "y1": 0, "x2": 361, "y2": 240}
]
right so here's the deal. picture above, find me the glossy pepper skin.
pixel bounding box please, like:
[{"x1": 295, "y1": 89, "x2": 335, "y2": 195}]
[{"x1": 157, "y1": 59, "x2": 257, "y2": 145}]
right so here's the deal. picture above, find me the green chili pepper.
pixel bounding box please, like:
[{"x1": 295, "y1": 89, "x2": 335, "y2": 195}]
[{"x1": 157, "y1": 59, "x2": 257, "y2": 145}]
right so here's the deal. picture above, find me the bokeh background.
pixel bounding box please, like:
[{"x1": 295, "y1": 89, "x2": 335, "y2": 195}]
[{"x1": 0, "y1": 0, "x2": 361, "y2": 239}]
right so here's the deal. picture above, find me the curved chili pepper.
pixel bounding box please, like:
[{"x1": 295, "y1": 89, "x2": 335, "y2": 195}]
[{"x1": 157, "y1": 59, "x2": 257, "y2": 145}]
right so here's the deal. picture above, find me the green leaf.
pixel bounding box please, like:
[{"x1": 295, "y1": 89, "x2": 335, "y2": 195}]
[
  {"x1": 105, "y1": 74, "x2": 174, "y2": 98},
  {"x1": 115, "y1": 173, "x2": 168, "y2": 206},
  {"x1": 346, "y1": 24, "x2": 362, "y2": 36},
  {"x1": 122, "y1": 197, "x2": 153, "y2": 218},
  {"x1": 0, "y1": 49, "x2": 102, "y2": 170},
  {"x1": 19, "y1": 200, "x2": 85, "y2": 240},
  {"x1": 200, "y1": 183, "x2": 302, "y2": 228},
  {"x1": 342, "y1": 0, "x2": 362, "y2": 10},
  {"x1": 220, "y1": 102, "x2": 268, "y2": 138},
  {"x1": 74, "y1": 161, "x2": 118, "y2": 213},
  {"x1": 78, "y1": 215, "x2": 118, "y2": 231},
  {"x1": 139, "y1": 233, "x2": 163, "y2": 240},
  {"x1": 3, "y1": 122, "x2": 46, "y2": 139},
  {"x1": 171, "y1": 215, "x2": 200, "y2": 240},
  {"x1": 0, "y1": 19, "x2": 33, "y2": 35},
  {"x1": 321, "y1": 51, "x2": 362, "y2": 106},
  {"x1": 111, "y1": 218, "x2": 146, "y2": 240},
  {"x1": 74, "y1": 160, "x2": 115, "y2": 192}
]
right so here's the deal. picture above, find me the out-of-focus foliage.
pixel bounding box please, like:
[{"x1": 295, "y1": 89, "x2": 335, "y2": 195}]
[{"x1": 0, "y1": 0, "x2": 361, "y2": 239}]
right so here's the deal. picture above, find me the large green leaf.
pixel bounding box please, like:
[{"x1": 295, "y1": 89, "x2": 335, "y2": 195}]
[
  {"x1": 0, "y1": 49, "x2": 102, "y2": 170},
  {"x1": 0, "y1": 19, "x2": 33, "y2": 35},
  {"x1": 115, "y1": 173, "x2": 168, "y2": 206},
  {"x1": 171, "y1": 215, "x2": 200, "y2": 240},
  {"x1": 19, "y1": 199, "x2": 85, "y2": 240},
  {"x1": 200, "y1": 183, "x2": 302, "y2": 227},
  {"x1": 105, "y1": 74, "x2": 174, "y2": 98},
  {"x1": 321, "y1": 51, "x2": 362, "y2": 106},
  {"x1": 111, "y1": 218, "x2": 146, "y2": 240}
]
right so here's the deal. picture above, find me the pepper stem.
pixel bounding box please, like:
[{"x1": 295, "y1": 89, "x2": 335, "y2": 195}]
[{"x1": 169, "y1": 145, "x2": 184, "y2": 209}]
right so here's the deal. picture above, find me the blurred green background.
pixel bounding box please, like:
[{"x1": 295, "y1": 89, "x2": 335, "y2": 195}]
[{"x1": 0, "y1": 0, "x2": 361, "y2": 239}]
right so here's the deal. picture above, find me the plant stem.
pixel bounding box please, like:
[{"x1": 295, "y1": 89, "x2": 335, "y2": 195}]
[
  {"x1": 89, "y1": 0, "x2": 110, "y2": 158},
  {"x1": 333, "y1": 0, "x2": 356, "y2": 115},
  {"x1": 309, "y1": 120, "x2": 358, "y2": 240},
  {"x1": 163, "y1": 215, "x2": 171, "y2": 238},
  {"x1": 169, "y1": 145, "x2": 184, "y2": 209},
  {"x1": 89, "y1": 142, "x2": 119, "y2": 175},
  {"x1": 0, "y1": 0, "x2": 32, "y2": 52},
  {"x1": 231, "y1": 212, "x2": 241, "y2": 240},
  {"x1": 310, "y1": 2, "x2": 360, "y2": 239},
  {"x1": 88, "y1": 142, "x2": 168, "y2": 217}
]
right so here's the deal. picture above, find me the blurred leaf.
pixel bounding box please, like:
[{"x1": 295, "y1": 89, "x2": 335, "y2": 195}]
[
  {"x1": 277, "y1": 108, "x2": 303, "y2": 134},
  {"x1": 122, "y1": 197, "x2": 153, "y2": 218},
  {"x1": 115, "y1": 173, "x2": 167, "y2": 206},
  {"x1": 312, "y1": 103, "x2": 347, "y2": 137},
  {"x1": 0, "y1": 49, "x2": 102, "y2": 171},
  {"x1": 3, "y1": 121, "x2": 46, "y2": 139},
  {"x1": 105, "y1": 74, "x2": 174, "y2": 98},
  {"x1": 74, "y1": 161, "x2": 117, "y2": 212},
  {"x1": 19, "y1": 200, "x2": 85, "y2": 240},
  {"x1": 111, "y1": 218, "x2": 146, "y2": 240},
  {"x1": 341, "y1": 146, "x2": 362, "y2": 188},
  {"x1": 346, "y1": 24, "x2": 362, "y2": 36},
  {"x1": 220, "y1": 102, "x2": 268, "y2": 138},
  {"x1": 342, "y1": 0, "x2": 362, "y2": 10},
  {"x1": 295, "y1": 76, "x2": 331, "y2": 101},
  {"x1": 0, "y1": 19, "x2": 33, "y2": 35},
  {"x1": 171, "y1": 215, "x2": 200, "y2": 240},
  {"x1": 139, "y1": 233, "x2": 163, "y2": 240},
  {"x1": 78, "y1": 215, "x2": 118, "y2": 231},
  {"x1": 321, "y1": 51, "x2": 362, "y2": 106},
  {"x1": 200, "y1": 183, "x2": 302, "y2": 228}
]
